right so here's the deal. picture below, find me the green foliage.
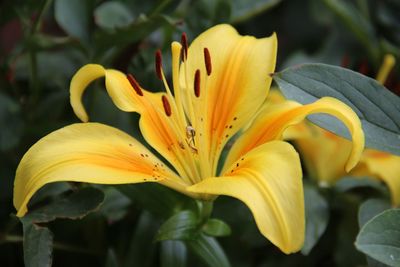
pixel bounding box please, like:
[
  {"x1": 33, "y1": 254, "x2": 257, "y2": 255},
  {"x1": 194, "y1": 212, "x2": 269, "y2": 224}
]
[
  {"x1": 202, "y1": 218, "x2": 231, "y2": 237},
  {"x1": 186, "y1": 233, "x2": 231, "y2": 267},
  {"x1": 302, "y1": 184, "x2": 329, "y2": 255},
  {"x1": 356, "y1": 209, "x2": 400, "y2": 266},
  {"x1": 156, "y1": 210, "x2": 199, "y2": 241},
  {"x1": 23, "y1": 223, "x2": 53, "y2": 267}
]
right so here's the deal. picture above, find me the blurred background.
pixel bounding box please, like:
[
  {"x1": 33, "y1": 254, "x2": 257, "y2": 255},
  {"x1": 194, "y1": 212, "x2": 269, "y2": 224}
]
[{"x1": 1, "y1": 0, "x2": 399, "y2": 266}]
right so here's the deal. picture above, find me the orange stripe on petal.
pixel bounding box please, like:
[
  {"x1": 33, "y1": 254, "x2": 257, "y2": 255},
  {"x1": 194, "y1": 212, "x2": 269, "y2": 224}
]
[
  {"x1": 226, "y1": 97, "x2": 364, "y2": 174},
  {"x1": 13, "y1": 123, "x2": 184, "y2": 217}
]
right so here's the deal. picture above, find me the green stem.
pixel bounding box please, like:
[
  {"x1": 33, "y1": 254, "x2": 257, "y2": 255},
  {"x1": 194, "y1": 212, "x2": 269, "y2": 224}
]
[
  {"x1": 198, "y1": 200, "x2": 214, "y2": 224},
  {"x1": 32, "y1": 0, "x2": 53, "y2": 34}
]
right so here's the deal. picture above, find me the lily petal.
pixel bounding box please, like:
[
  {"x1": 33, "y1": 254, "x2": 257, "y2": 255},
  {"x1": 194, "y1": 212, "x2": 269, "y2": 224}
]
[
  {"x1": 188, "y1": 141, "x2": 304, "y2": 254},
  {"x1": 13, "y1": 123, "x2": 185, "y2": 217},
  {"x1": 358, "y1": 150, "x2": 400, "y2": 206},
  {"x1": 182, "y1": 24, "x2": 277, "y2": 173},
  {"x1": 225, "y1": 97, "x2": 364, "y2": 174},
  {"x1": 70, "y1": 64, "x2": 197, "y2": 180},
  {"x1": 70, "y1": 64, "x2": 145, "y2": 122}
]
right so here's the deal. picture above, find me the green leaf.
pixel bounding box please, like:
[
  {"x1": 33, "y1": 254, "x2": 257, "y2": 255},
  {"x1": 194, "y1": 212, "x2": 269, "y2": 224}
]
[
  {"x1": 273, "y1": 63, "x2": 400, "y2": 156},
  {"x1": 202, "y1": 219, "x2": 231, "y2": 237},
  {"x1": 160, "y1": 240, "x2": 187, "y2": 267},
  {"x1": 156, "y1": 210, "x2": 199, "y2": 241},
  {"x1": 358, "y1": 198, "x2": 391, "y2": 228},
  {"x1": 186, "y1": 233, "x2": 230, "y2": 267},
  {"x1": 301, "y1": 185, "x2": 329, "y2": 255},
  {"x1": 335, "y1": 177, "x2": 388, "y2": 194},
  {"x1": 23, "y1": 223, "x2": 53, "y2": 267},
  {"x1": 98, "y1": 187, "x2": 130, "y2": 222},
  {"x1": 54, "y1": 0, "x2": 90, "y2": 42},
  {"x1": 94, "y1": 2, "x2": 134, "y2": 30},
  {"x1": 230, "y1": 0, "x2": 281, "y2": 24},
  {"x1": 355, "y1": 209, "x2": 400, "y2": 266},
  {"x1": 23, "y1": 187, "x2": 104, "y2": 223}
]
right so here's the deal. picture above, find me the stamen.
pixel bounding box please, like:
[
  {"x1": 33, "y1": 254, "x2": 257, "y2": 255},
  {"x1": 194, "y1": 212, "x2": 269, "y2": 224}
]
[
  {"x1": 161, "y1": 95, "x2": 172, "y2": 116},
  {"x1": 376, "y1": 54, "x2": 396, "y2": 84},
  {"x1": 126, "y1": 74, "x2": 143, "y2": 96},
  {"x1": 194, "y1": 69, "x2": 201, "y2": 97},
  {"x1": 203, "y1": 48, "x2": 212, "y2": 75},
  {"x1": 155, "y1": 50, "x2": 163, "y2": 80},
  {"x1": 181, "y1": 33, "x2": 188, "y2": 61}
]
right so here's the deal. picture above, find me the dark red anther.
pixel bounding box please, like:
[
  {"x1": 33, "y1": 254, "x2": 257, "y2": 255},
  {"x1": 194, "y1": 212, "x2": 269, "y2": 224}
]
[
  {"x1": 194, "y1": 69, "x2": 201, "y2": 97},
  {"x1": 162, "y1": 95, "x2": 172, "y2": 116},
  {"x1": 203, "y1": 48, "x2": 212, "y2": 76},
  {"x1": 155, "y1": 50, "x2": 163, "y2": 80},
  {"x1": 126, "y1": 74, "x2": 143, "y2": 96},
  {"x1": 181, "y1": 32, "x2": 188, "y2": 61}
]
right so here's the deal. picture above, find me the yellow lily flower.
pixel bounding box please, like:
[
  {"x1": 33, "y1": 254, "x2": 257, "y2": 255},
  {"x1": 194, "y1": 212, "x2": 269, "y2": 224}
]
[
  {"x1": 278, "y1": 54, "x2": 400, "y2": 206},
  {"x1": 13, "y1": 24, "x2": 365, "y2": 254}
]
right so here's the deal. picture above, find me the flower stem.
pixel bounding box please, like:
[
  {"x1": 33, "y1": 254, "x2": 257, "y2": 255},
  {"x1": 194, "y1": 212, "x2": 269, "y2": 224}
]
[{"x1": 198, "y1": 200, "x2": 214, "y2": 224}]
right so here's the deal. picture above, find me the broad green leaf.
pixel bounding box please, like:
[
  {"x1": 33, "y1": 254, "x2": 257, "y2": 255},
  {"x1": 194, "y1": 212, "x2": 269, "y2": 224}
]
[
  {"x1": 23, "y1": 223, "x2": 53, "y2": 267},
  {"x1": 302, "y1": 184, "x2": 329, "y2": 255},
  {"x1": 54, "y1": 0, "x2": 90, "y2": 42},
  {"x1": 274, "y1": 63, "x2": 400, "y2": 156},
  {"x1": 94, "y1": 2, "x2": 134, "y2": 30},
  {"x1": 23, "y1": 187, "x2": 104, "y2": 223},
  {"x1": 98, "y1": 187, "x2": 130, "y2": 222},
  {"x1": 186, "y1": 233, "x2": 230, "y2": 267},
  {"x1": 156, "y1": 210, "x2": 199, "y2": 241},
  {"x1": 356, "y1": 209, "x2": 400, "y2": 266},
  {"x1": 0, "y1": 93, "x2": 23, "y2": 151},
  {"x1": 358, "y1": 198, "x2": 391, "y2": 228},
  {"x1": 202, "y1": 219, "x2": 231, "y2": 237},
  {"x1": 359, "y1": 199, "x2": 392, "y2": 267},
  {"x1": 160, "y1": 240, "x2": 187, "y2": 267},
  {"x1": 335, "y1": 177, "x2": 388, "y2": 194},
  {"x1": 230, "y1": 0, "x2": 281, "y2": 24}
]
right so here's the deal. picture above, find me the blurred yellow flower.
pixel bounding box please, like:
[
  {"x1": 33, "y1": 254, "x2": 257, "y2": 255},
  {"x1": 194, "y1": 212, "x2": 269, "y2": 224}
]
[{"x1": 13, "y1": 24, "x2": 364, "y2": 253}]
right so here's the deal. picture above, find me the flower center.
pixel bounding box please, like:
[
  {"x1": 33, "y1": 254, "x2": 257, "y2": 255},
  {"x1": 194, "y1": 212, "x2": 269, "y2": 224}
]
[{"x1": 126, "y1": 33, "x2": 213, "y2": 184}]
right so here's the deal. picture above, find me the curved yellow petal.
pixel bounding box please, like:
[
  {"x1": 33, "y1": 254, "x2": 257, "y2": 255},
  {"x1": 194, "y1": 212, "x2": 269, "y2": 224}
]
[
  {"x1": 70, "y1": 64, "x2": 143, "y2": 122},
  {"x1": 13, "y1": 123, "x2": 185, "y2": 217},
  {"x1": 358, "y1": 150, "x2": 400, "y2": 206},
  {"x1": 183, "y1": 24, "x2": 278, "y2": 173},
  {"x1": 70, "y1": 64, "x2": 106, "y2": 122},
  {"x1": 225, "y1": 97, "x2": 364, "y2": 174},
  {"x1": 70, "y1": 64, "x2": 196, "y2": 180},
  {"x1": 188, "y1": 141, "x2": 304, "y2": 254}
]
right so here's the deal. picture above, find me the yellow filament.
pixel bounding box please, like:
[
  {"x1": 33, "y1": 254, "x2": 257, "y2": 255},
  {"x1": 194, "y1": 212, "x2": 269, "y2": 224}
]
[
  {"x1": 376, "y1": 54, "x2": 396, "y2": 84},
  {"x1": 171, "y1": 42, "x2": 188, "y2": 130}
]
